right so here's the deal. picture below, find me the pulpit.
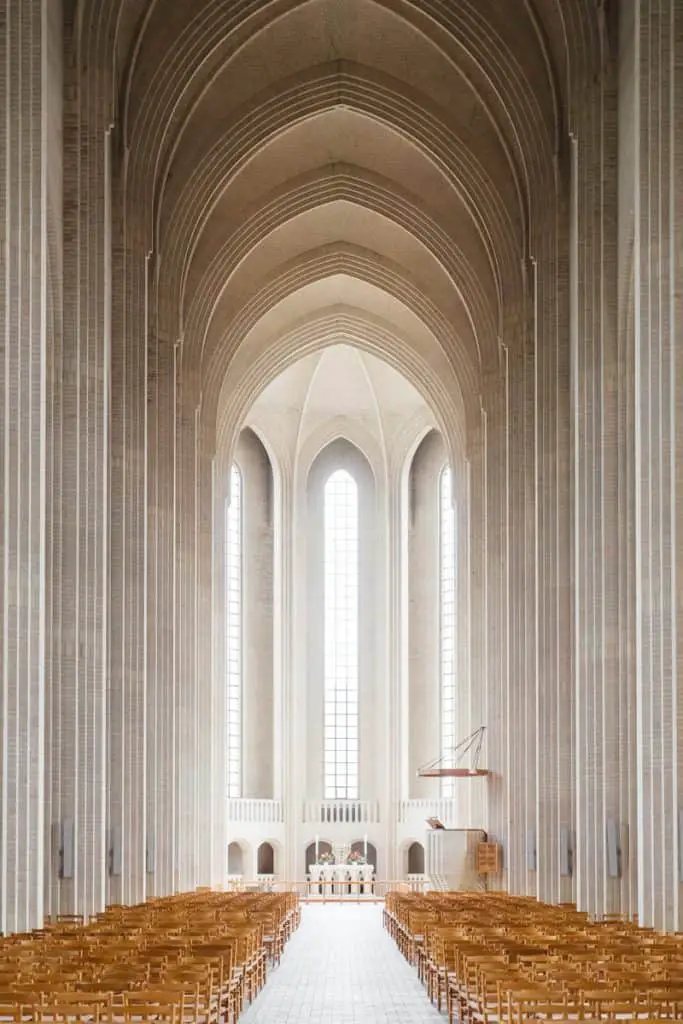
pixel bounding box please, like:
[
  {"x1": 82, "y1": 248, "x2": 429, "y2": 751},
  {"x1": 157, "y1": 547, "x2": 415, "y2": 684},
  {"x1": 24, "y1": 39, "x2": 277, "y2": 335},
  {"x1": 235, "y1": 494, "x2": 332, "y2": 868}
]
[{"x1": 425, "y1": 826, "x2": 487, "y2": 890}]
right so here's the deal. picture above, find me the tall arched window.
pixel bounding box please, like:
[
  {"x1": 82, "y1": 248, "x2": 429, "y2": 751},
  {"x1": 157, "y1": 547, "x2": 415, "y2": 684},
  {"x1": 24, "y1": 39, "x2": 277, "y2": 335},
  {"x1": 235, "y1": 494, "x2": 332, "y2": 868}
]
[
  {"x1": 225, "y1": 464, "x2": 243, "y2": 798},
  {"x1": 323, "y1": 469, "x2": 359, "y2": 799},
  {"x1": 440, "y1": 466, "x2": 456, "y2": 797}
]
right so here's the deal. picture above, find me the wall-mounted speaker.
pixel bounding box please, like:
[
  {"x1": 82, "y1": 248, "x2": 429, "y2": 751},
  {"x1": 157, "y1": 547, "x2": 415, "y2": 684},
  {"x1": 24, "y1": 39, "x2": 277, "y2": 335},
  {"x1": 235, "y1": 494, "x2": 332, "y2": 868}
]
[
  {"x1": 146, "y1": 831, "x2": 156, "y2": 875},
  {"x1": 109, "y1": 825, "x2": 122, "y2": 877},
  {"x1": 606, "y1": 817, "x2": 621, "y2": 878},
  {"x1": 61, "y1": 818, "x2": 75, "y2": 879},
  {"x1": 560, "y1": 825, "x2": 573, "y2": 877},
  {"x1": 525, "y1": 829, "x2": 537, "y2": 871}
]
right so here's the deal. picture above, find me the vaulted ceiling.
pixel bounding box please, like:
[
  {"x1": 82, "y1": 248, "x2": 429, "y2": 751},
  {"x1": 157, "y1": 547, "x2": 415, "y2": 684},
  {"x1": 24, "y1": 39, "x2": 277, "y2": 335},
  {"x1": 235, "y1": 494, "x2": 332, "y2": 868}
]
[{"x1": 78, "y1": 0, "x2": 600, "y2": 455}]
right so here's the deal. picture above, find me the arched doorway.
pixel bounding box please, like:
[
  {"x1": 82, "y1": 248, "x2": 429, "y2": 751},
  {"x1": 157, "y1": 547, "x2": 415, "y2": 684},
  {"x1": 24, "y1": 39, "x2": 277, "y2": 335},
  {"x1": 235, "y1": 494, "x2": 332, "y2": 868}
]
[
  {"x1": 228, "y1": 841, "x2": 245, "y2": 877},
  {"x1": 407, "y1": 841, "x2": 425, "y2": 875},
  {"x1": 305, "y1": 840, "x2": 332, "y2": 874},
  {"x1": 257, "y1": 841, "x2": 275, "y2": 875}
]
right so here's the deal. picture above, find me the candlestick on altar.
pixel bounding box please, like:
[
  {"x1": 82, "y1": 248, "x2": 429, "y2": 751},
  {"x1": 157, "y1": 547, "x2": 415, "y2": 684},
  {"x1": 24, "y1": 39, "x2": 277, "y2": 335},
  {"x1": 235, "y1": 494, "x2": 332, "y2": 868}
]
[
  {"x1": 363, "y1": 833, "x2": 368, "y2": 858},
  {"x1": 315, "y1": 835, "x2": 320, "y2": 861}
]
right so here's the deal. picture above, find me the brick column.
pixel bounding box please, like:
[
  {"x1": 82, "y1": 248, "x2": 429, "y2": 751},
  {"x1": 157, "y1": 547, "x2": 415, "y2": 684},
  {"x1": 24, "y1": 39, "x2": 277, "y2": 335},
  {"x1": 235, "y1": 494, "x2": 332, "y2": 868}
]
[
  {"x1": 0, "y1": 0, "x2": 50, "y2": 934},
  {"x1": 108, "y1": 191, "x2": 148, "y2": 906},
  {"x1": 146, "y1": 336, "x2": 177, "y2": 895},
  {"x1": 196, "y1": 429, "x2": 216, "y2": 884},
  {"x1": 482, "y1": 363, "x2": 509, "y2": 892},
  {"x1": 569, "y1": 61, "x2": 626, "y2": 919},
  {"x1": 211, "y1": 455, "x2": 229, "y2": 884},
  {"x1": 47, "y1": 8, "x2": 111, "y2": 922},
  {"x1": 532, "y1": 188, "x2": 573, "y2": 907},
  {"x1": 506, "y1": 321, "x2": 538, "y2": 898},
  {"x1": 630, "y1": 0, "x2": 683, "y2": 931},
  {"x1": 171, "y1": 394, "x2": 204, "y2": 893},
  {"x1": 465, "y1": 424, "x2": 488, "y2": 835},
  {"x1": 407, "y1": 434, "x2": 445, "y2": 800}
]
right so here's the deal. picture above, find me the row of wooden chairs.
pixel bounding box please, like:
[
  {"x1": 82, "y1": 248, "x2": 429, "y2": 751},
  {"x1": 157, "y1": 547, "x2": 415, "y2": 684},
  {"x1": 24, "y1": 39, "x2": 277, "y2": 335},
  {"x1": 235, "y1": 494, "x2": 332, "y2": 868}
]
[
  {"x1": 385, "y1": 891, "x2": 683, "y2": 1022},
  {"x1": 0, "y1": 888, "x2": 300, "y2": 1022}
]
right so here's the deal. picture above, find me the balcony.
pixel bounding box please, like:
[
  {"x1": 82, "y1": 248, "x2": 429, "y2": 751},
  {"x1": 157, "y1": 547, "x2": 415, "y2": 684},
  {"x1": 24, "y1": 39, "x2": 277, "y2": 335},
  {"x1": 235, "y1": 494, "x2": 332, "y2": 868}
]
[
  {"x1": 226, "y1": 799, "x2": 284, "y2": 824},
  {"x1": 397, "y1": 798, "x2": 458, "y2": 826},
  {"x1": 302, "y1": 799, "x2": 380, "y2": 825}
]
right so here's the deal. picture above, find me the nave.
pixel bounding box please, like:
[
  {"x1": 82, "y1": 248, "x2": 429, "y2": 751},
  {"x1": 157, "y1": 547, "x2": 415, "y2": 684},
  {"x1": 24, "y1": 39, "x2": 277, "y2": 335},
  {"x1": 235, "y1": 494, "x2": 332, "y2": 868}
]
[{"x1": 242, "y1": 904, "x2": 441, "y2": 1023}]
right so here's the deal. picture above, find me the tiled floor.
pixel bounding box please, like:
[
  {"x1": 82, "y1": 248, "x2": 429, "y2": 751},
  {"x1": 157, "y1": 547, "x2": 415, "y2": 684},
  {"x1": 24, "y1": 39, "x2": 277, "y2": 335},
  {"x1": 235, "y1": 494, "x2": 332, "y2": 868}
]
[{"x1": 241, "y1": 903, "x2": 443, "y2": 1022}]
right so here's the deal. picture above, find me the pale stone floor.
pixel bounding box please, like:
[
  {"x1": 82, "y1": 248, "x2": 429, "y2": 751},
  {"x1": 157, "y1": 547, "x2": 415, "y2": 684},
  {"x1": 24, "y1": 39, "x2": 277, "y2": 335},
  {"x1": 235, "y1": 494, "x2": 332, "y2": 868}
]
[{"x1": 241, "y1": 903, "x2": 443, "y2": 1023}]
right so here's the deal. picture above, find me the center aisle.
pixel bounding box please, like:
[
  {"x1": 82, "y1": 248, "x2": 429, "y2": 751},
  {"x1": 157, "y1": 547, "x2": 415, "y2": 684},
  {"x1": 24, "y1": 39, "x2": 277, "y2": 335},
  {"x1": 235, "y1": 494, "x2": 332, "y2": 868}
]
[{"x1": 242, "y1": 903, "x2": 442, "y2": 1023}]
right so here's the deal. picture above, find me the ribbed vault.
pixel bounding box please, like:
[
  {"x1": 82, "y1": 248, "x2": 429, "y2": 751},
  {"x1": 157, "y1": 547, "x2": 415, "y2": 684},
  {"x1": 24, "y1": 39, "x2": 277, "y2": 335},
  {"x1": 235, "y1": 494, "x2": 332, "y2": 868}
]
[{"x1": 70, "y1": 0, "x2": 602, "y2": 460}]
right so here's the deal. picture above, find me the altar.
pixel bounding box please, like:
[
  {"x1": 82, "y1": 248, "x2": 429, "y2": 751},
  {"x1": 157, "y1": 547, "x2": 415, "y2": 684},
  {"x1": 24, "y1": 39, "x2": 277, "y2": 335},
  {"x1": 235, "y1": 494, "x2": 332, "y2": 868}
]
[
  {"x1": 307, "y1": 843, "x2": 375, "y2": 896},
  {"x1": 308, "y1": 861, "x2": 375, "y2": 895}
]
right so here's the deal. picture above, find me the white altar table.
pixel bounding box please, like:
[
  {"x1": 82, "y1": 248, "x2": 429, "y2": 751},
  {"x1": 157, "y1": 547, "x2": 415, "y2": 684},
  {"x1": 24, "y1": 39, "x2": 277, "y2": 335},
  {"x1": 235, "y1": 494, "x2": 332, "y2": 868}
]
[{"x1": 307, "y1": 863, "x2": 375, "y2": 896}]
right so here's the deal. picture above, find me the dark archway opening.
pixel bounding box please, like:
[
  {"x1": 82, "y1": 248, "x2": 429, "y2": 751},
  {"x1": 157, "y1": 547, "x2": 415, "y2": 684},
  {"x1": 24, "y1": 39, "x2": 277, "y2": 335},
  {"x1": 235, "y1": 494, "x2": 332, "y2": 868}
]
[
  {"x1": 407, "y1": 841, "x2": 425, "y2": 874},
  {"x1": 257, "y1": 842, "x2": 275, "y2": 874},
  {"x1": 228, "y1": 841, "x2": 245, "y2": 875}
]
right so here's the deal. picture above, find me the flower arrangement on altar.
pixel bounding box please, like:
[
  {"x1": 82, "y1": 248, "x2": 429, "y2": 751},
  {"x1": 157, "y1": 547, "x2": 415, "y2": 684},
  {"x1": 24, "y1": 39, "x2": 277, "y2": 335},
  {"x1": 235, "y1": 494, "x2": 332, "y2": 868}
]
[
  {"x1": 347, "y1": 850, "x2": 366, "y2": 865},
  {"x1": 316, "y1": 852, "x2": 335, "y2": 865}
]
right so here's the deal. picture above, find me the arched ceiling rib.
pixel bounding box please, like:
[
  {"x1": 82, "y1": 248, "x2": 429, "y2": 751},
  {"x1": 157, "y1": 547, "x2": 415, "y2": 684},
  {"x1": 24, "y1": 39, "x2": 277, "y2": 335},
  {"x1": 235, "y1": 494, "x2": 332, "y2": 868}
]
[
  {"x1": 76, "y1": 0, "x2": 604, "y2": 458},
  {"x1": 159, "y1": 62, "x2": 520, "y2": 293},
  {"x1": 199, "y1": 247, "x2": 481, "y2": 426},
  {"x1": 246, "y1": 345, "x2": 434, "y2": 474},
  {"x1": 214, "y1": 307, "x2": 467, "y2": 462},
  {"x1": 182, "y1": 166, "x2": 497, "y2": 359}
]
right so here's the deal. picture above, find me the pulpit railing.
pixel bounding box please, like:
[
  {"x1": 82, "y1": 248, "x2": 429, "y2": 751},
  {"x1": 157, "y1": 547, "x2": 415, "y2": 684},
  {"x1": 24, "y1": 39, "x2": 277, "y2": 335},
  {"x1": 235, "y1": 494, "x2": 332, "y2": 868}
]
[{"x1": 303, "y1": 799, "x2": 380, "y2": 824}]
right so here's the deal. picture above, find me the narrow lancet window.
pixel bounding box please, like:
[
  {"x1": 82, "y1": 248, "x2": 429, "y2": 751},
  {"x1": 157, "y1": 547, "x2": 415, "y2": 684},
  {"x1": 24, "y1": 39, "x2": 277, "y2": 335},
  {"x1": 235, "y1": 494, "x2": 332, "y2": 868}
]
[{"x1": 323, "y1": 469, "x2": 359, "y2": 799}]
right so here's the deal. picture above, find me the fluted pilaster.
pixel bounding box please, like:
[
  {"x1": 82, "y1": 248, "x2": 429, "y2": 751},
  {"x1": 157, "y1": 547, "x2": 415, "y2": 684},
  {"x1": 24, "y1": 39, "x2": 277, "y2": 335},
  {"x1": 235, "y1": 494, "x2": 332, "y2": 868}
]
[
  {"x1": 631, "y1": 0, "x2": 683, "y2": 931},
  {"x1": 0, "y1": 0, "x2": 51, "y2": 934},
  {"x1": 146, "y1": 336, "x2": 177, "y2": 894}
]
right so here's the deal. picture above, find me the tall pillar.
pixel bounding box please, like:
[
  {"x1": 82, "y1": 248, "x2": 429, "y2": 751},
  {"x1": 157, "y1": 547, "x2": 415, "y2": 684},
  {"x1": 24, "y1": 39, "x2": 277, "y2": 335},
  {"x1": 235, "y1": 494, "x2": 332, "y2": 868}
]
[
  {"x1": 406, "y1": 435, "x2": 444, "y2": 801},
  {"x1": 0, "y1": 0, "x2": 52, "y2": 934},
  {"x1": 483, "y1": 364, "x2": 509, "y2": 892},
  {"x1": 630, "y1": 0, "x2": 683, "y2": 932},
  {"x1": 173, "y1": 399, "x2": 199, "y2": 893},
  {"x1": 48, "y1": 6, "x2": 111, "y2": 921},
  {"x1": 281, "y1": 468, "x2": 297, "y2": 880},
  {"x1": 466, "y1": 425, "x2": 488, "y2": 834},
  {"x1": 506, "y1": 322, "x2": 538, "y2": 897},
  {"x1": 146, "y1": 337, "x2": 177, "y2": 895},
  {"x1": 196, "y1": 432, "x2": 216, "y2": 884},
  {"x1": 107, "y1": 193, "x2": 148, "y2": 906},
  {"x1": 570, "y1": 59, "x2": 625, "y2": 918},
  {"x1": 385, "y1": 465, "x2": 402, "y2": 880},
  {"x1": 531, "y1": 181, "x2": 573, "y2": 907}
]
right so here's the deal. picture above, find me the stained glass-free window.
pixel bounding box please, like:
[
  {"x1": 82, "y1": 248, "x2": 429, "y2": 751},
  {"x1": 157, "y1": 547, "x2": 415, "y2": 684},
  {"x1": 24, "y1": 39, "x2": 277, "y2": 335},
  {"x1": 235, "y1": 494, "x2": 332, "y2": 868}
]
[{"x1": 323, "y1": 470, "x2": 359, "y2": 799}]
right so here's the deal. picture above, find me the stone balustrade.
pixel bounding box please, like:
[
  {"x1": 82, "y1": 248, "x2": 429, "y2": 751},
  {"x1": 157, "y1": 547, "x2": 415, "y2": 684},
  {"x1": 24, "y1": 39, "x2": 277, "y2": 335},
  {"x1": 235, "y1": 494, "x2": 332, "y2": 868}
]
[
  {"x1": 226, "y1": 799, "x2": 284, "y2": 823},
  {"x1": 302, "y1": 800, "x2": 381, "y2": 825}
]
